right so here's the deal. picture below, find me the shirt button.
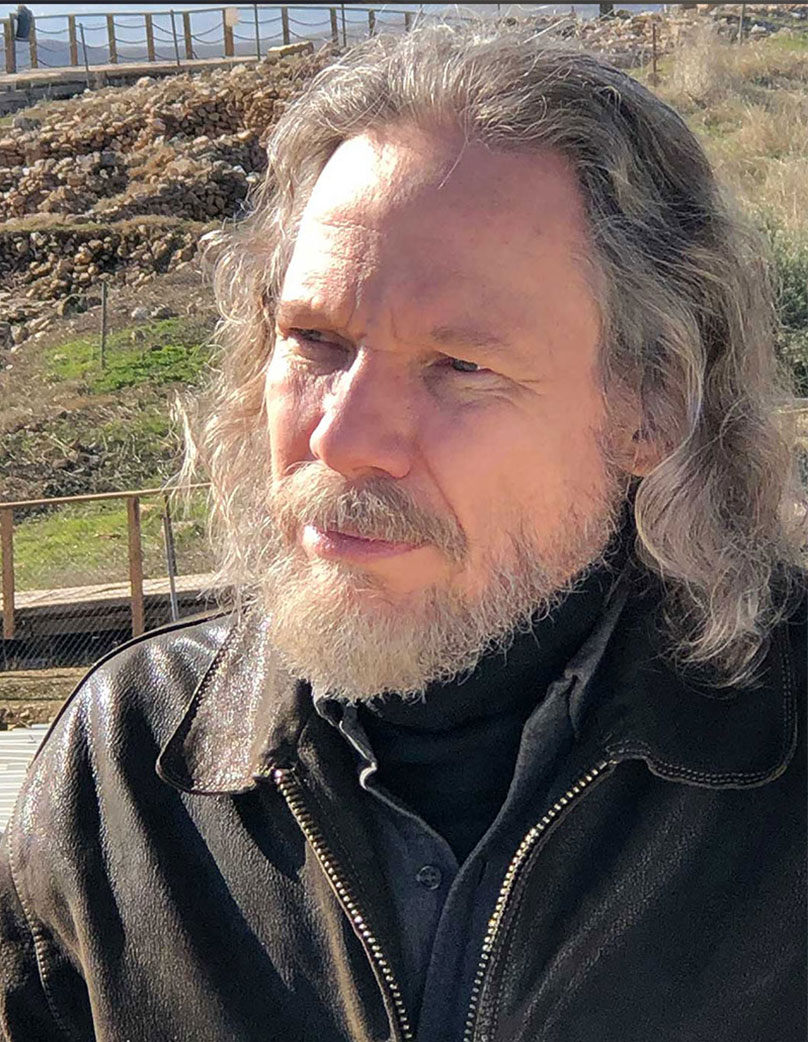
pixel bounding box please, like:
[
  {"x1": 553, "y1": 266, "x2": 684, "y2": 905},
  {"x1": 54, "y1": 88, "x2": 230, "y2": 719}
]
[{"x1": 416, "y1": 864, "x2": 442, "y2": 891}]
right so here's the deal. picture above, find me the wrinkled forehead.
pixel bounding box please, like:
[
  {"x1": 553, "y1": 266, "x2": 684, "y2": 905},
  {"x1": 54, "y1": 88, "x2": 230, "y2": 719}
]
[
  {"x1": 283, "y1": 129, "x2": 600, "y2": 325},
  {"x1": 299, "y1": 129, "x2": 593, "y2": 245}
]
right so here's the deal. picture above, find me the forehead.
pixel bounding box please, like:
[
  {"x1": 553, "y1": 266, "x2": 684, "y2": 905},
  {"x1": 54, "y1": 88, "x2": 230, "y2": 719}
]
[{"x1": 282, "y1": 129, "x2": 599, "y2": 352}]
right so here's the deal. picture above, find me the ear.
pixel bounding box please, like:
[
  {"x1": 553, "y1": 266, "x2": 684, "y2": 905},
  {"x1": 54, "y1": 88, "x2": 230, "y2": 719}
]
[
  {"x1": 625, "y1": 426, "x2": 660, "y2": 477},
  {"x1": 607, "y1": 400, "x2": 661, "y2": 478}
]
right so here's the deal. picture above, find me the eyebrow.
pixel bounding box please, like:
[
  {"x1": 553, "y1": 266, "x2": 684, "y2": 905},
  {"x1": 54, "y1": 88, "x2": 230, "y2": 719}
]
[
  {"x1": 275, "y1": 303, "x2": 512, "y2": 358},
  {"x1": 428, "y1": 325, "x2": 512, "y2": 357}
]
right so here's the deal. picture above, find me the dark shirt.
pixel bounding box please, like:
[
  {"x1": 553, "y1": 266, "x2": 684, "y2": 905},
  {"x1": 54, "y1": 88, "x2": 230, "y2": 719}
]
[
  {"x1": 314, "y1": 523, "x2": 633, "y2": 1029},
  {"x1": 356, "y1": 560, "x2": 619, "y2": 862}
]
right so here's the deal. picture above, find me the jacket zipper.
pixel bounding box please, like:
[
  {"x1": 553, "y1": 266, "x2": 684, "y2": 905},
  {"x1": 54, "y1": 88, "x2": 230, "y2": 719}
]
[
  {"x1": 271, "y1": 766, "x2": 415, "y2": 1042},
  {"x1": 462, "y1": 759, "x2": 616, "y2": 1042}
]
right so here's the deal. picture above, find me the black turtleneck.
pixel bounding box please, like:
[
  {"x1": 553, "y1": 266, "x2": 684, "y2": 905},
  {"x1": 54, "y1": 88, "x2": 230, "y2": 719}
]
[{"x1": 356, "y1": 521, "x2": 632, "y2": 863}]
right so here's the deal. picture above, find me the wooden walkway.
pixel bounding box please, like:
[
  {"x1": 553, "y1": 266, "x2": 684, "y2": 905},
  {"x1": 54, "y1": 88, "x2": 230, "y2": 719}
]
[
  {"x1": 1, "y1": 572, "x2": 216, "y2": 636},
  {"x1": 0, "y1": 42, "x2": 313, "y2": 115},
  {"x1": 0, "y1": 724, "x2": 48, "y2": 835}
]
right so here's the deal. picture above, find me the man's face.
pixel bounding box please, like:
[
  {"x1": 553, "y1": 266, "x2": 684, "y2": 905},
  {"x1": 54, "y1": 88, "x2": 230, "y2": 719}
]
[{"x1": 259, "y1": 127, "x2": 628, "y2": 700}]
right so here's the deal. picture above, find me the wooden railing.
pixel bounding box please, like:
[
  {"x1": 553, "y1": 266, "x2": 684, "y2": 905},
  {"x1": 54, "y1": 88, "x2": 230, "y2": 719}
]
[
  {"x1": 2, "y1": 5, "x2": 419, "y2": 75},
  {"x1": 0, "y1": 485, "x2": 208, "y2": 641}
]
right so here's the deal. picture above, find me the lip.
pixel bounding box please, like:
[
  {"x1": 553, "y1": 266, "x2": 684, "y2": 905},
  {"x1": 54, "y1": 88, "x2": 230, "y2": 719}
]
[{"x1": 301, "y1": 524, "x2": 421, "y2": 561}]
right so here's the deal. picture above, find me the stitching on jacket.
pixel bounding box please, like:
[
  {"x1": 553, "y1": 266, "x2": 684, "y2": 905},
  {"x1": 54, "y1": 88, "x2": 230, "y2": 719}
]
[
  {"x1": 609, "y1": 628, "x2": 795, "y2": 784},
  {"x1": 6, "y1": 815, "x2": 80, "y2": 1042},
  {"x1": 158, "y1": 618, "x2": 242, "y2": 789},
  {"x1": 25, "y1": 611, "x2": 229, "y2": 780}
]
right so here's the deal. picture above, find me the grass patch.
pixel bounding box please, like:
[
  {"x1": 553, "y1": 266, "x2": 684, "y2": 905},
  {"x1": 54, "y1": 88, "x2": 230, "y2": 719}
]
[
  {"x1": 0, "y1": 396, "x2": 187, "y2": 503},
  {"x1": 13, "y1": 491, "x2": 211, "y2": 592},
  {"x1": 649, "y1": 28, "x2": 808, "y2": 238},
  {"x1": 640, "y1": 26, "x2": 808, "y2": 399},
  {"x1": 46, "y1": 317, "x2": 214, "y2": 394}
]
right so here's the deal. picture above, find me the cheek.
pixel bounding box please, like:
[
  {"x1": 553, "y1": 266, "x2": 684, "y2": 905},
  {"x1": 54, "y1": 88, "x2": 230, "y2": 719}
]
[
  {"x1": 264, "y1": 357, "x2": 323, "y2": 481},
  {"x1": 425, "y1": 391, "x2": 608, "y2": 545}
]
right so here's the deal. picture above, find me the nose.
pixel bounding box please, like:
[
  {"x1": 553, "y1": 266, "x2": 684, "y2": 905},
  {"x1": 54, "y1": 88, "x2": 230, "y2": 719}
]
[{"x1": 309, "y1": 351, "x2": 417, "y2": 481}]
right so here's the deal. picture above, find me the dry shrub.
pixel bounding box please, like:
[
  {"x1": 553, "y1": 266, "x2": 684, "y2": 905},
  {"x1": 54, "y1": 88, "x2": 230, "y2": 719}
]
[
  {"x1": 664, "y1": 26, "x2": 808, "y2": 109},
  {"x1": 658, "y1": 28, "x2": 808, "y2": 234},
  {"x1": 664, "y1": 25, "x2": 747, "y2": 107}
]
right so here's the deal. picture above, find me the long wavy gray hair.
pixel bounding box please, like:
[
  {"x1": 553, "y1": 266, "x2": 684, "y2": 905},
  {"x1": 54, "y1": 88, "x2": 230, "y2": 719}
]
[{"x1": 184, "y1": 22, "x2": 807, "y2": 689}]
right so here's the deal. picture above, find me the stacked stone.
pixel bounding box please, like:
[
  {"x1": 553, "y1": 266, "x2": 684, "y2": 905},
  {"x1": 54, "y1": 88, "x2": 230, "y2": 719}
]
[
  {"x1": 0, "y1": 43, "x2": 325, "y2": 336},
  {"x1": 0, "y1": 220, "x2": 204, "y2": 304}
]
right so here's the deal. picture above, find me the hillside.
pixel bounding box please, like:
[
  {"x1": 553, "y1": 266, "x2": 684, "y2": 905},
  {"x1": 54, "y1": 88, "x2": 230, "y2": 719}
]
[
  {"x1": 0, "y1": 11, "x2": 803, "y2": 543},
  {"x1": 0, "y1": 41, "x2": 330, "y2": 505}
]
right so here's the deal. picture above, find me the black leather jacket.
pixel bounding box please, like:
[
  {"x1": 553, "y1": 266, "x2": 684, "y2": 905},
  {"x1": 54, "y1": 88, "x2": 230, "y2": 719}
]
[{"x1": 1, "y1": 566, "x2": 806, "y2": 1042}]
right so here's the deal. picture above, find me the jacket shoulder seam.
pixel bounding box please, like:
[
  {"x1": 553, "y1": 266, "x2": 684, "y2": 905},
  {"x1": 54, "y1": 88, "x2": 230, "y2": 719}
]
[
  {"x1": 5, "y1": 823, "x2": 80, "y2": 1041},
  {"x1": 29, "y1": 610, "x2": 231, "y2": 771}
]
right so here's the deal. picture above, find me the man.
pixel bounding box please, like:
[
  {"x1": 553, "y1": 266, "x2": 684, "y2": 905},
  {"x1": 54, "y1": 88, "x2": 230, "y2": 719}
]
[{"x1": 1, "y1": 23, "x2": 806, "y2": 1042}]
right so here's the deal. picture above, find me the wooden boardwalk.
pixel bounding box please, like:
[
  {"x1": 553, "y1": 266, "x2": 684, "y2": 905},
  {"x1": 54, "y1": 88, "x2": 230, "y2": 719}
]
[
  {"x1": 0, "y1": 724, "x2": 48, "y2": 835},
  {"x1": 0, "y1": 42, "x2": 313, "y2": 115},
  {"x1": 1, "y1": 572, "x2": 216, "y2": 637}
]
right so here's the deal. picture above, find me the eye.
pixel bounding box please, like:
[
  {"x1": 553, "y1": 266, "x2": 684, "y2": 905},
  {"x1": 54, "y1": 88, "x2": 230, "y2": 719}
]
[
  {"x1": 285, "y1": 328, "x2": 350, "y2": 362},
  {"x1": 291, "y1": 328, "x2": 334, "y2": 345},
  {"x1": 449, "y1": 357, "x2": 482, "y2": 373}
]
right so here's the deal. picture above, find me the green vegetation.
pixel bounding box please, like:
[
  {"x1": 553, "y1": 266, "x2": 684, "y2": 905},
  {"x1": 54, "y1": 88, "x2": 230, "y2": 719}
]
[
  {"x1": 13, "y1": 492, "x2": 211, "y2": 592},
  {"x1": 766, "y1": 224, "x2": 808, "y2": 397},
  {"x1": 46, "y1": 317, "x2": 215, "y2": 394},
  {"x1": 2, "y1": 310, "x2": 219, "y2": 591}
]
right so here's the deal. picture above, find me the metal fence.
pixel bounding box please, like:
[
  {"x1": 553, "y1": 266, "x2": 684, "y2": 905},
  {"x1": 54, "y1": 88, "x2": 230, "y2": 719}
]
[
  {"x1": 1, "y1": 5, "x2": 423, "y2": 74},
  {"x1": 0, "y1": 485, "x2": 215, "y2": 673}
]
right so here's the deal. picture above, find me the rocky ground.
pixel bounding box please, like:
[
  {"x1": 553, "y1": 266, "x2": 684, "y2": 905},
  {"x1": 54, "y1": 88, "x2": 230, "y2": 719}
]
[
  {"x1": 0, "y1": 7, "x2": 805, "y2": 360},
  {"x1": 0, "y1": 40, "x2": 327, "y2": 356}
]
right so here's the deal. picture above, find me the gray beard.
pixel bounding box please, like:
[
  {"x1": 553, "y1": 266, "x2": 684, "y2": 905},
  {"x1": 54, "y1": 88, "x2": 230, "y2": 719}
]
[{"x1": 248, "y1": 465, "x2": 626, "y2": 703}]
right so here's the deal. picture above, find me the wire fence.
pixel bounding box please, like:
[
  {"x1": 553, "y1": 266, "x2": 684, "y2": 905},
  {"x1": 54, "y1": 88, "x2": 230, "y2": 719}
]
[
  {"x1": 0, "y1": 485, "x2": 216, "y2": 674},
  {"x1": 2, "y1": 5, "x2": 778, "y2": 78},
  {"x1": 0, "y1": 5, "x2": 425, "y2": 74}
]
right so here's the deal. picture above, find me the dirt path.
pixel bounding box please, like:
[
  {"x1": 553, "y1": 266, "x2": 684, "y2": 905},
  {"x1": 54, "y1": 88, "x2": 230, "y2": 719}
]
[{"x1": 0, "y1": 667, "x2": 85, "y2": 728}]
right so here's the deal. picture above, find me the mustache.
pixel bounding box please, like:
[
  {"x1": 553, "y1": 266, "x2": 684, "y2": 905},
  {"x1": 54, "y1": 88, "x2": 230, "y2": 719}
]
[{"x1": 269, "y1": 465, "x2": 468, "y2": 563}]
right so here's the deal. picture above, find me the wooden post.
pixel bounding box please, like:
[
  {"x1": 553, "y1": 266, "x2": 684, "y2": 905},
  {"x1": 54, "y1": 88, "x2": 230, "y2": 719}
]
[
  {"x1": 368, "y1": 10, "x2": 376, "y2": 35},
  {"x1": 341, "y1": 3, "x2": 347, "y2": 46},
  {"x1": 651, "y1": 21, "x2": 658, "y2": 85},
  {"x1": 183, "y1": 11, "x2": 193, "y2": 59},
  {"x1": 404, "y1": 11, "x2": 413, "y2": 30},
  {"x1": 253, "y1": 3, "x2": 261, "y2": 59},
  {"x1": 100, "y1": 281, "x2": 108, "y2": 370},
  {"x1": 170, "y1": 9, "x2": 181, "y2": 65},
  {"x1": 145, "y1": 12, "x2": 155, "y2": 62},
  {"x1": 1, "y1": 508, "x2": 15, "y2": 641},
  {"x1": 126, "y1": 496, "x2": 145, "y2": 637},
  {"x1": 68, "y1": 14, "x2": 78, "y2": 66},
  {"x1": 107, "y1": 14, "x2": 117, "y2": 63},
  {"x1": 330, "y1": 8, "x2": 339, "y2": 44},
  {"x1": 281, "y1": 7, "x2": 290, "y2": 45},
  {"x1": 4, "y1": 19, "x2": 16, "y2": 75},
  {"x1": 28, "y1": 17, "x2": 37, "y2": 68},
  {"x1": 738, "y1": 2, "x2": 745, "y2": 44},
  {"x1": 224, "y1": 9, "x2": 235, "y2": 56}
]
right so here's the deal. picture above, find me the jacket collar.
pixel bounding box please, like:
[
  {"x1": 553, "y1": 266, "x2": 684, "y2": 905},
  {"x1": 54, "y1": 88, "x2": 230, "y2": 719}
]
[
  {"x1": 157, "y1": 565, "x2": 804, "y2": 796},
  {"x1": 573, "y1": 566, "x2": 804, "y2": 788}
]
